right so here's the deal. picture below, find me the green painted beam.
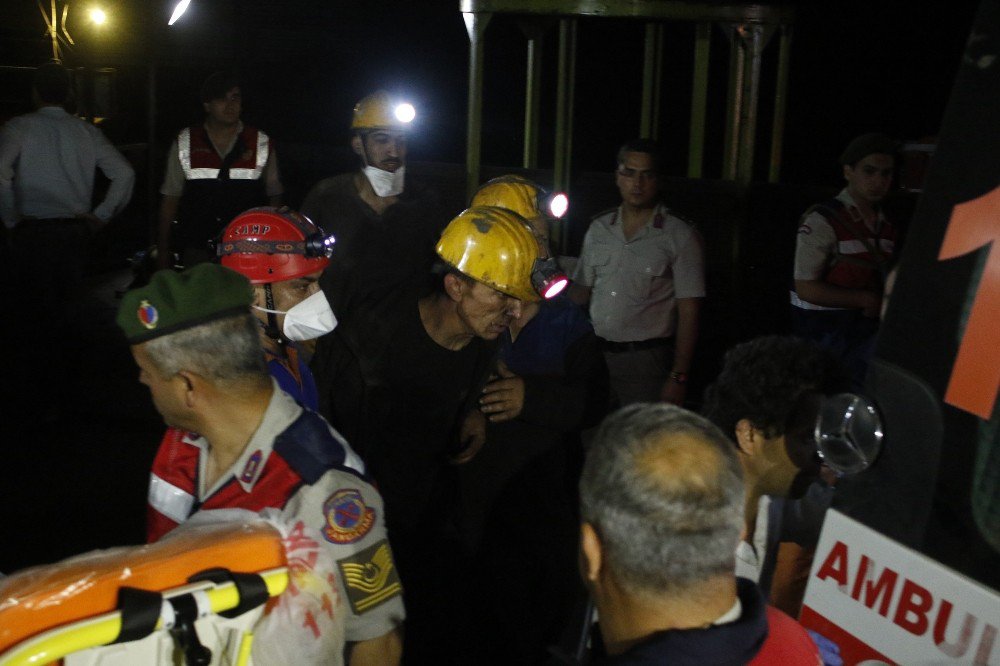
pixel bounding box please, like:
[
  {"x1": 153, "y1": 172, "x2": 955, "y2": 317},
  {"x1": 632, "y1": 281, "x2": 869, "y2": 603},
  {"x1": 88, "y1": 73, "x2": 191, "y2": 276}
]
[
  {"x1": 464, "y1": 11, "x2": 492, "y2": 200},
  {"x1": 687, "y1": 21, "x2": 710, "y2": 178},
  {"x1": 769, "y1": 24, "x2": 792, "y2": 183}
]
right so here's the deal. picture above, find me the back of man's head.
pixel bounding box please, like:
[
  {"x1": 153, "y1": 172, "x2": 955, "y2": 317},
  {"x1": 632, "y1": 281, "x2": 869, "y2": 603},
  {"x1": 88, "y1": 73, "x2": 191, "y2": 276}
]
[
  {"x1": 701, "y1": 335, "x2": 849, "y2": 442},
  {"x1": 580, "y1": 403, "x2": 744, "y2": 600},
  {"x1": 33, "y1": 62, "x2": 71, "y2": 105}
]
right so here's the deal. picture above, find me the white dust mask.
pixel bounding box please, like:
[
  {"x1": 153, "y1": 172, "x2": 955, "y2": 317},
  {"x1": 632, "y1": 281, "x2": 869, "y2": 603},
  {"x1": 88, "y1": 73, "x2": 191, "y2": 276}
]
[
  {"x1": 253, "y1": 290, "x2": 337, "y2": 341},
  {"x1": 362, "y1": 164, "x2": 406, "y2": 197}
]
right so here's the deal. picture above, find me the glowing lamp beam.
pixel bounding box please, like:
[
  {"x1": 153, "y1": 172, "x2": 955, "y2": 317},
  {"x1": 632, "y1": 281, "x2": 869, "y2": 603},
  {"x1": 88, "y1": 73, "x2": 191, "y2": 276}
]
[
  {"x1": 543, "y1": 277, "x2": 569, "y2": 299},
  {"x1": 394, "y1": 103, "x2": 416, "y2": 124},
  {"x1": 548, "y1": 193, "x2": 569, "y2": 218},
  {"x1": 168, "y1": 0, "x2": 191, "y2": 25},
  {"x1": 89, "y1": 8, "x2": 107, "y2": 25}
]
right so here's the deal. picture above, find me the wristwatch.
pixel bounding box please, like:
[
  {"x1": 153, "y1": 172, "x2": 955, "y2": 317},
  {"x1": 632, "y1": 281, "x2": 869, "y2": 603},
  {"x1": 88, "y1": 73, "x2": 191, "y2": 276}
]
[{"x1": 669, "y1": 371, "x2": 688, "y2": 385}]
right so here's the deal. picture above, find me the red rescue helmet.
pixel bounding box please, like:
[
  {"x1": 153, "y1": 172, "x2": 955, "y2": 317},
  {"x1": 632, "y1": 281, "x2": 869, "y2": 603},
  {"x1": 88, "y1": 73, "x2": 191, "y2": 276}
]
[{"x1": 217, "y1": 207, "x2": 335, "y2": 284}]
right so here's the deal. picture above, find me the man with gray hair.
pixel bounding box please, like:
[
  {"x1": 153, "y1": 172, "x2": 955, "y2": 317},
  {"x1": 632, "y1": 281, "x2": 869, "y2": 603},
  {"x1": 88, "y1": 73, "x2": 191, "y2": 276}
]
[
  {"x1": 117, "y1": 263, "x2": 404, "y2": 665},
  {"x1": 578, "y1": 403, "x2": 818, "y2": 665}
]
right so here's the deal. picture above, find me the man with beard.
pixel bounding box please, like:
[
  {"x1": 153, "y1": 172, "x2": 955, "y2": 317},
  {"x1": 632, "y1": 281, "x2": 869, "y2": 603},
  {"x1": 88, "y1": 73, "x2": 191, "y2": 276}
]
[
  {"x1": 301, "y1": 90, "x2": 445, "y2": 283},
  {"x1": 790, "y1": 133, "x2": 898, "y2": 382},
  {"x1": 318, "y1": 205, "x2": 551, "y2": 663}
]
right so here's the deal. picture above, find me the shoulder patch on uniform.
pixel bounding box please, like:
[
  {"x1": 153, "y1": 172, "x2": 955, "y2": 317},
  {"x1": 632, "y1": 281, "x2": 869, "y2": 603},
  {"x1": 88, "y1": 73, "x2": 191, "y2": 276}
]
[
  {"x1": 337, "y1": 539, "x2": 403, "y2": 615},
  {"x1": 322, "y1": 488, "x2": 375, "y2": 544}
]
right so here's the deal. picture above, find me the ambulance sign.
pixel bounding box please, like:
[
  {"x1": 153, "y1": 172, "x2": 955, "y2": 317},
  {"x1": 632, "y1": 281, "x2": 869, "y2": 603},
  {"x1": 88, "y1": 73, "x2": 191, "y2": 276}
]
[{"x1": 801, "y1": 510, "x2": 1000, "y2": 665}]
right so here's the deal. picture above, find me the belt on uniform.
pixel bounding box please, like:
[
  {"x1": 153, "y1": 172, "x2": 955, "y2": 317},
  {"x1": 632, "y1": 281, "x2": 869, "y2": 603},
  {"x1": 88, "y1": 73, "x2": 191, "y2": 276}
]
[{"x1": 599, "y1": 337, "x2": 673, "y2": 353}]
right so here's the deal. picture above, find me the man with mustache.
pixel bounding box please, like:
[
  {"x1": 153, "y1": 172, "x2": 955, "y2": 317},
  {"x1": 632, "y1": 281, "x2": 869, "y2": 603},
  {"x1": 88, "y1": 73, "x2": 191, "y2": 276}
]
[
  {"x1": 318, "y1": 205, "x2": 550, "y2": 662},
  {"x1": 570, "y1": 138, "x2": 705, "y2": 408}
]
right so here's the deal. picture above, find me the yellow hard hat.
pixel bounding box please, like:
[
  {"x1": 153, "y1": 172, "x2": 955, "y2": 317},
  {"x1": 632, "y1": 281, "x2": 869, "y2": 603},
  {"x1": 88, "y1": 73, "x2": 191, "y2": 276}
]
[
  {"x1": 436, "y1": 206, "x2": 540, "y2": 302},
  {"x1": 351, "y1": 90, "x2": 415, "y2": 131},
  {"x1": 471, "y1": 175, "x2": 569, "y2": 223}
]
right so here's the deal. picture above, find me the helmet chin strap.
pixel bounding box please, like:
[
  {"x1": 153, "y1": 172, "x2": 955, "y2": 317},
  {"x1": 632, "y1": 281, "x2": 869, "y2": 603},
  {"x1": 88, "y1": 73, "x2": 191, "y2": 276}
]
[{"x1": 262, "y1": 283, "x2": 287, "y2": 346}]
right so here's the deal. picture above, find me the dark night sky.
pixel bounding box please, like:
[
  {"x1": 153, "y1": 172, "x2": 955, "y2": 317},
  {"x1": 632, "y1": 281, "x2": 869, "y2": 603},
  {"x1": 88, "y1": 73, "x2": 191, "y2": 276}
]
[{"x1": 0, "y1": 0, "x2": 981, "y2": 186}]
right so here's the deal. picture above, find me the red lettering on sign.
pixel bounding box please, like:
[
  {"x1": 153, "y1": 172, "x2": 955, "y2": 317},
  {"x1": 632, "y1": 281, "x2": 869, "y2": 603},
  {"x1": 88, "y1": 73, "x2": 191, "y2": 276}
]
[
  {"x1": 858, "y1": 558, "x2": 899, "y2": 618},
  {"x1": 938, "y1": 184, "x2": 1000, "y2": 419},
  {"x1": 933, "y1": 599, "x2": 976, "y2": 658},
  {"x1": 815, "y1": 540, "x2": 850, "y2": 587},
  {"x1": 893, "y1": 579, "x2": 934, "y2": 635}
]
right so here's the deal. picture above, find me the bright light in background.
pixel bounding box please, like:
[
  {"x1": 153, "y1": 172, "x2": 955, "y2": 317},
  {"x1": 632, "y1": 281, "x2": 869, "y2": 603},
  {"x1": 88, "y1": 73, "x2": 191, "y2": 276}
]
[
  {"x1": 88, "y1": 7, "x2": 107, "y2": 25},
  {"x1": 394, "y1": 103, "x2": 416, "y2": 124},
  {"x1": 168, "y1": 0, "x2": 191, "y2": 25},
  {"x1": 548, "y1": 193, "x2": 569, "y2": 218}
]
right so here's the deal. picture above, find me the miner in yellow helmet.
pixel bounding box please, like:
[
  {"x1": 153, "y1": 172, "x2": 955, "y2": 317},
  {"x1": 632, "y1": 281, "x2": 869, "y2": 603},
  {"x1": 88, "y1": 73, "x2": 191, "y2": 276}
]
[
  {"x1": 457, "y1": 180, "x2": 611, "y2": 664},
  {"x1": 313, "y1": 204, "x2": 543, "y2": 662},
  {"x1": 301, "y1": 90, "x2": 445, "y2": 282}
]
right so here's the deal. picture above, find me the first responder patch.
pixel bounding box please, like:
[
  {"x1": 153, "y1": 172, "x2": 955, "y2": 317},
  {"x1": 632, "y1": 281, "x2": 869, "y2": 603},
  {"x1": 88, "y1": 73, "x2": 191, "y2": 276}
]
[
  {"x1": 337, "y1": 540, "x2": 402, "y2": 615},
  {"x1": 322, "y1": 489, "x2": 375, "y2": 544},
  {"x1": 138, "y1": 300, "x2": 159, "y2": 329}
]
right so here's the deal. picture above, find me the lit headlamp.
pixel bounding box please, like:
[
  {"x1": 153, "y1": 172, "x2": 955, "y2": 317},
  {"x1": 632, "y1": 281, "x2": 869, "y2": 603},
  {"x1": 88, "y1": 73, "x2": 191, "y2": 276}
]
[
  {"x1": 541, "y1": 191, "x2": 569, "y2": 219},
  {"x1": 394, "y1": 103, "x2": 416, "y2": 124},
  {"x1": 784, "y1": 392, "x2": 884, "y2": 476},
  {"x1": 531, "y1": 257, "x2": 569, "y2": 300}
]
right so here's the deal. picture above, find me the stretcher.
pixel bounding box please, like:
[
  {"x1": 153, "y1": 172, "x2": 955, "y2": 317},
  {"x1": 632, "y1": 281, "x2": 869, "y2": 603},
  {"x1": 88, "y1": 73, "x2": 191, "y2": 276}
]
[{"x1": 0, "y1": 521, "x2": 289, "y2": 666}]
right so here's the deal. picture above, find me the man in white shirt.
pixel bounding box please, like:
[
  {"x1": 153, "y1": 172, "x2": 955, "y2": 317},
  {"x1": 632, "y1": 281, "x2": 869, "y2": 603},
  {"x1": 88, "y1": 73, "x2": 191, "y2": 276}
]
[{"x1": 0, "y1": 61, "x2": 135, "y2": 304}]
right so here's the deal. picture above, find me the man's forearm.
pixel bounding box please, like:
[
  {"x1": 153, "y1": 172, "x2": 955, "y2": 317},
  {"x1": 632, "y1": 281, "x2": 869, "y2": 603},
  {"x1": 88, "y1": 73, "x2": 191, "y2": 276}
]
[
  {"x1": 671, "y1": 297, "x2": 701, "y2": 375},
  {"x1": 794, "y1": 279, "x2": 878, "y2": 310}
]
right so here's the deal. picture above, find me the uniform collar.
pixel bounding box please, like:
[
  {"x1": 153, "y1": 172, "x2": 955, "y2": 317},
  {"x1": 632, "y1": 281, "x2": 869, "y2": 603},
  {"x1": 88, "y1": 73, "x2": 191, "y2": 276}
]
[
  {"x1": 609, "y1": 203, "x2": 667, "y2": 238},
  {"x1": 196, "y1": 379, "x2": 303, "y2": 497}
]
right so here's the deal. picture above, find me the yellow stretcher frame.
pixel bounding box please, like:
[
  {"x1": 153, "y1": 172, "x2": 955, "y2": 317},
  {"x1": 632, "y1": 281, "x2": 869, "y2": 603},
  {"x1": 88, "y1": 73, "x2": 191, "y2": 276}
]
[{"x1": 0, "y1": 569, "x2": 288, "y2": 666}]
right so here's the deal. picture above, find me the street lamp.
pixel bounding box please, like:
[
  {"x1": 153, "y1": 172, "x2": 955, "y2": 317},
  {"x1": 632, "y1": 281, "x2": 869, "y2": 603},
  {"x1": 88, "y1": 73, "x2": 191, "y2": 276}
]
[
  {"x1": 88, "y1": 7, "x2": 107, "y2": 25},
  {"x1": 168, "y1": 0, "x2": 191, "y2": 25}
]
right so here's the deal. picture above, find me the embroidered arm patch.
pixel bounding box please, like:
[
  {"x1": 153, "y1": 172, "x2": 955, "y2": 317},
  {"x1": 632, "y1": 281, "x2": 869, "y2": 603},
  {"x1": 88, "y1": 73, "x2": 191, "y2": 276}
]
[{"x1": 336, "y1": 540, "x2": 403, "y2": 615}]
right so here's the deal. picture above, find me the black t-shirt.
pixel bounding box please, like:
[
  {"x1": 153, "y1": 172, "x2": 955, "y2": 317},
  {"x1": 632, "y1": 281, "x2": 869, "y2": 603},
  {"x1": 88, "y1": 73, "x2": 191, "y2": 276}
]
[
  {"x1": 315, "y1": 266, "x2": 497, "y2": 532},
  {"x1": 300, "y1": 172, "x2": 446, "y2": 284}
]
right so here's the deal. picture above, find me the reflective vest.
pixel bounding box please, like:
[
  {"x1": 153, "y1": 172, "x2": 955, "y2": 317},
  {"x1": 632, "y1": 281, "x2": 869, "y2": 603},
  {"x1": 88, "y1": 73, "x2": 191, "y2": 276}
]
[
  {"x1": 792, "y1": 198, "x2": 895, "y2": 310},
  {"x1": 173, "y1": 124, "x2": 271, "y2": 252},
  {"x1": 146, "y1": 409, "x2": 363, "y2": 542}
]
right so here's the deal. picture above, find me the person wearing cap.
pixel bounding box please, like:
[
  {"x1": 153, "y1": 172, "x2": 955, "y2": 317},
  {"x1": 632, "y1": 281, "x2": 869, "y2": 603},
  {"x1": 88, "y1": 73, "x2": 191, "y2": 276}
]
[
  {"x1": 456, "y1": 176, "x2": 610, "y2": 662},
  {"x1": 791, "y1": 132, "x2": 898, "y2": 384},
  {"x1": 317, "y1": 205, "x2": 545, "y2": 662},
  {"x1": 0, "y1": 61, "x2": 135, "y2": 299},
  {"x1": 117, "y1": 263, "x2": 404, "y2": 665},
  {"x1": 300, "y1": 90, "x2": 446, "y2": 282},
  {"x1": 157, "y1": 71, "x2": 283, "y2": 268},
  {"x1": 217, "y1": 206, "x2": 337, "y2": 411},
  {"x1": 570, "y1": 138, "x2": 705, "y2": 408}
]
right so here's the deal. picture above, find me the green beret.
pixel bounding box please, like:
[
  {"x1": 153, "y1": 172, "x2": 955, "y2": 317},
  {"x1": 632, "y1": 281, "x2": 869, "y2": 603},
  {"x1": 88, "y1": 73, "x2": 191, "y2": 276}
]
[
  {"x1": 116, "y1": 263, "x2": 253, "y2": 344},
  {"x1": 839, "y1": 133, "x2": 897, "y2": 166}
]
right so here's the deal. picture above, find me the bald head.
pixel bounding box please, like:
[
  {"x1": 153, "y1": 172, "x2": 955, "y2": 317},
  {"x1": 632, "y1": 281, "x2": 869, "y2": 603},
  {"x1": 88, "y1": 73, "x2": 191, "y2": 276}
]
[{"x1": 580, "y1": 404, "x2": 745, "y2": 599}]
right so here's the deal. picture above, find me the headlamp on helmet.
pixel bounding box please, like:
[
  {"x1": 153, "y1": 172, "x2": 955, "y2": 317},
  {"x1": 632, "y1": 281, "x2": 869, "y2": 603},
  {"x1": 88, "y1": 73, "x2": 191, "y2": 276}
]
[
  {"x1": 531, "y1": 257, "x2": 569, "y2": 299},
  {"x1": 471, "y1": 175, "x2": 570, "y2": 223},
  {"x1": 217, "y1": 207, "x2": 335, "y2": 284},
  {"x1": 352, "y1": 91, "x2": 416, "y2": 131}
]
